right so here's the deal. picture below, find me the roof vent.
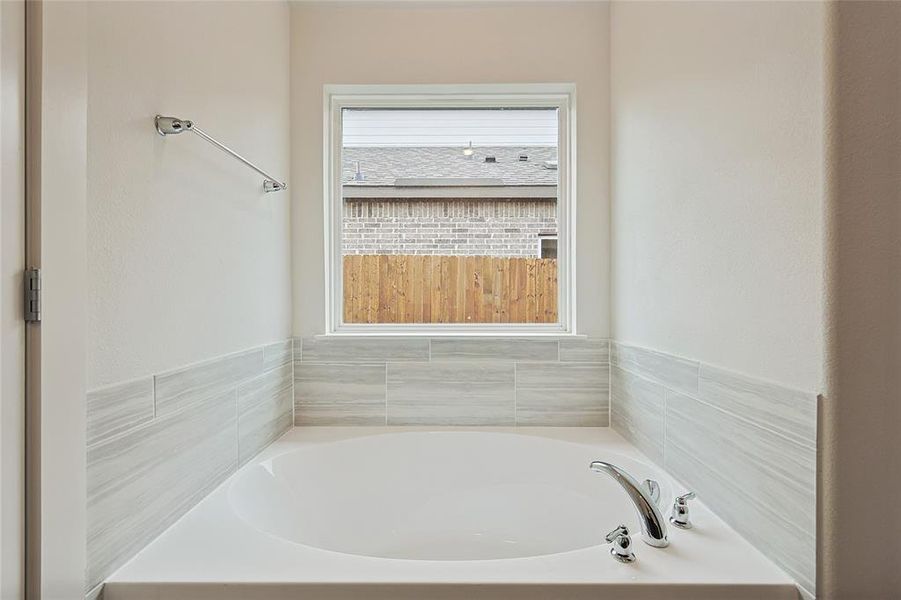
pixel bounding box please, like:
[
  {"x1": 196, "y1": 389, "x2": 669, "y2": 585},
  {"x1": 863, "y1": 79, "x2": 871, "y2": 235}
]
[
  {"x1": 484, "y1": 156, "x2": 497, "y2": 163},
  {"x1": 353, "y1": 161, "x2": 365, "y2": 181},
  {"x1": 519, "y1": 154, "x2": 529, "y2": 161},
  {"x1": 543, "y1": 160, "x2": 558, "y2": 170}
]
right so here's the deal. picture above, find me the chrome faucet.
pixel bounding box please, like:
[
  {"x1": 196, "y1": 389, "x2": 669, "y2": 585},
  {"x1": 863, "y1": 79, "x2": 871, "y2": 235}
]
[
  {"x1": 604, "y1": 524, "x2": 636, "y2": 563},
  {"x1": 589, "y1": 461, "x2": 669, "y2": 548},
  {"x1": 669, "y1": 491, "x2": 697, "y2": 529}
]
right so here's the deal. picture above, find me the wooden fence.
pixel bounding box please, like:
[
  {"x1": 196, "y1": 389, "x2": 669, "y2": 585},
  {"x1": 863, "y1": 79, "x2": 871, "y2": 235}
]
[{"x1": 343, "y1": 255, "x2": 558, "y2": 324}]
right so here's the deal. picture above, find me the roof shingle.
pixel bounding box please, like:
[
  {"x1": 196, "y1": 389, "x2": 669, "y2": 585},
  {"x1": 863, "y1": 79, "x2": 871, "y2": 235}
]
[{"x1": 342, "y1": 146, "x2": 558, "y2": 187}]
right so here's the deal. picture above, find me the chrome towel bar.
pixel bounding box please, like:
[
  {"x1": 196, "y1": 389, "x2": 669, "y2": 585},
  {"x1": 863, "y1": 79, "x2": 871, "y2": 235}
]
[{"x1": 155, "y1": 115, "x2": 287, "y2": 193}]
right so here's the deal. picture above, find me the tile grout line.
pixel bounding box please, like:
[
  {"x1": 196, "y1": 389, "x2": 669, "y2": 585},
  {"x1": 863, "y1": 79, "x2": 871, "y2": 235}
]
[
  {"x1": 88, "y1": 339, "x2": 292, "y2": 452},
  {"x1": 616, "y1": 356, "x2": 814, "y2": 450},
  {"x1": 152, "y1": 344, "x2": 266, "y2": 385},
  {"x1": 675, "y1": 386, "x2": 816, "y2": 451}
]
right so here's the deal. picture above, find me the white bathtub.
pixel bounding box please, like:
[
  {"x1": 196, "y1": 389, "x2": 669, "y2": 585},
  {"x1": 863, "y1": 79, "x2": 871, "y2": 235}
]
[{"x1": 105, "y1": 428, "x2": 799, "y2": 600}]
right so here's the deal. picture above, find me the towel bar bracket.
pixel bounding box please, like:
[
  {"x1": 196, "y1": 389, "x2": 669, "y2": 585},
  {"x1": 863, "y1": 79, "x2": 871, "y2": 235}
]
[{"x1": 154, "y1": 115, "x2": 287, "y2": 193}]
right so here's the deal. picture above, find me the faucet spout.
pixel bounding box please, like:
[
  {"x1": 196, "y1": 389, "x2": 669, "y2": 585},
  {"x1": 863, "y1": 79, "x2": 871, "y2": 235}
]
[{"x1": 590, "y1": 460, "x2": 669, "y2": 548}]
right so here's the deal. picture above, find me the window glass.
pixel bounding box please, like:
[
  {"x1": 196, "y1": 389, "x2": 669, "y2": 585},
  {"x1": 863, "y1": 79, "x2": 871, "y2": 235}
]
[{"x1": 340, "y1": 107, "x2": 561, "y2": 325}]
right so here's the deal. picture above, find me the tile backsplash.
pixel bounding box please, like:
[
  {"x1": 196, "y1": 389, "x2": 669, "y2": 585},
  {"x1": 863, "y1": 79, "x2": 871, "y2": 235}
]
[
  {"x1": 86, "y1": 334, "x2": 815, "y2": 599},
  {"x1": 609, "y1": 341, "x2": 817, "y2": 597},
  {"x1": 293, "y1": 337, "x2": 611, "y2": 427},
  {"x1": 85, "y1": 340, "x2": 293, "y2": 593}
]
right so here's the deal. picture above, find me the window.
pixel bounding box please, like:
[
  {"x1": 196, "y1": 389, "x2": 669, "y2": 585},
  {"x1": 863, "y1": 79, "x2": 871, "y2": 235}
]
[
  {"x1": 539, "y1": 234, "x2": 558, "y2": 260},
  {"x1": 324, "y1": 85, "x2": 575, "y2": 334}
]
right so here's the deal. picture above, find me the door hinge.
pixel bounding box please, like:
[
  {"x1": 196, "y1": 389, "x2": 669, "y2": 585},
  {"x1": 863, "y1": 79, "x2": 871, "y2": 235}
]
[{"x1": 24, "y1": 267, "x2": 41, "y2": 323}]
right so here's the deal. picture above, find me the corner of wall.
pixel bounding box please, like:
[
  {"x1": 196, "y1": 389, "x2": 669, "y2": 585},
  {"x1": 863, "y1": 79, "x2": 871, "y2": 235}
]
[{"x1": 819, "y1": 2, "x2": 901, "y2": 597}]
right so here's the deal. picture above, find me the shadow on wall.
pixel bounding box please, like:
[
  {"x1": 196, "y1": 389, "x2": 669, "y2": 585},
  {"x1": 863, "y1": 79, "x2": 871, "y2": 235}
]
[{"x1": 820, "y1": 2, "x2": 901, "y2": 599}]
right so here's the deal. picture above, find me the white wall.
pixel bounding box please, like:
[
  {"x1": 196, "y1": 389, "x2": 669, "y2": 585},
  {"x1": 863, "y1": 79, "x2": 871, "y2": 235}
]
[
  {"x1": 610, "y1": 1, "x2": 826, "y2": 391},
  {"x1": 86, "y1": 1, "x2": 292, "y2": 388},
  {"x1": 290, "y1": 1, "x2": 610, "y2": 337},
  {"x1": 39, "y1": 2, "x2": 89, "y2": 594}
]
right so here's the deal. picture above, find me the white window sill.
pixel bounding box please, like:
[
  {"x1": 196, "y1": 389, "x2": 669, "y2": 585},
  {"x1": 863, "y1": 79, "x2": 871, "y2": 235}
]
[{"x1": 316, "y1": 330, "x2": 588, "y2": 340}]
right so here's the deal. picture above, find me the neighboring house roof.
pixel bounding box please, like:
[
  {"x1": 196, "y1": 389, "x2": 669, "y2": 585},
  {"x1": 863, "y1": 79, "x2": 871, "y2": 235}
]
[{"x1": 342, "y1": 146, "x2": 558, "y2": 199}]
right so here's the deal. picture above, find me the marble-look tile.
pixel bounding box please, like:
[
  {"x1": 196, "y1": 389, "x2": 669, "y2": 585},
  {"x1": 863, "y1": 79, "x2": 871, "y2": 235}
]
[
  {"x1": 665, "y1": 391, "x2": 816, "y2": 594},
  {"x1": 610, "y1": 366, "x2": 665, "y2": 464},
  {"x1": 238, "y1": 386, "x2": 292, "y2": 465},
  {"x1": 429, "y1": 338, "x2": 558, "y2": 362},
  {"x1": 611, "y1": 342, "x2": 698, "y2": 396},
  {"x1": 85, "y1": 583, "x2": 104, "y2": 600},
  {"x1": 559, "y1": 338, "x2": 610, "y2": 363},
  {"x1": 699, "y1": 363, "x2": 817, "y2": 448},
  {"x1": 515, "y1": 362, "x2": 609, "y2": 426},
  {"x1": 86, "y1": 377, "x2": 154, "y2": 446},
  {"x1": 294, "y1": 363, "x2": 386, "y2": 425},
  {"x1": 237, "y1": 362, "x2": 293, "y2": 416},
  {"x1": 300, "y1": 337, "x2": 429, "y2": 363},
  {"x1": 154, "y1": 348, "x2": 263, "y2": 417},
  {"x1": 86, "y1": 389, "x2": 237, "y2": 590},
  {"x1": 387, "y1": 361, "x2": 515, "y2": 425},
  {"x1": 262, "y1": 340, "x2": 293, "y2": 372}
]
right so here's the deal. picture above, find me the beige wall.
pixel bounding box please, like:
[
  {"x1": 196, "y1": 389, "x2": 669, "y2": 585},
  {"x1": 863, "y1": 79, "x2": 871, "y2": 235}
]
[
  {"x1": 610, "y1": 1, "x2": 826, "y2": 392},
  {"x1": 0, "y1": 1, "x2": 23, "y2": 597},
  {"x1": 39, "y1": 1, "x2": 89, "y2": 594},
  {"x1": 86, "y1": 1, "x2": 292, "y2": 388},
  {"x1": 290, "y1": 1, "x2": 610, "y2": 336},
  {"x1": 821, "y1": 2, "x2": 901, "y2": 598}
]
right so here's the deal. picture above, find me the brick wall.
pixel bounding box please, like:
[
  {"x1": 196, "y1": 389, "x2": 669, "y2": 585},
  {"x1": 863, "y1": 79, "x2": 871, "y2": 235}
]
[{"x1": 342, "y1": 198, "x2": 557, "y2": 257}]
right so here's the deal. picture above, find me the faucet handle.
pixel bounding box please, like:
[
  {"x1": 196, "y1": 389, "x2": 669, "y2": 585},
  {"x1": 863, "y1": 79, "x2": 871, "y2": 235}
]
[
  {"x1": 605, "y1": 524, "x2": 629, "y2": 543},
  {"x1": 670, "y1": 491, "x2": 697, "y2": 529},
  {"x1": 605, "y1": 524, "x2": 636, "y2": 563}
]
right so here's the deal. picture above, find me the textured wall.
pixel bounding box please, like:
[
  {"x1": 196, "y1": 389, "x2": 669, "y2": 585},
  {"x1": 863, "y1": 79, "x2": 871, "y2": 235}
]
[
  {"x1": 610, "y1": 1, "x2": 826, "y2": 392},
  {"x1": 86, "y1": 1, "x2": 292, "y2": 388},
  {"x1": 343, "y1": 199, "x2": 556, "y2": 257},
  {"x1": 291, "y1": 1, "x2": 610, "y2": 336}
]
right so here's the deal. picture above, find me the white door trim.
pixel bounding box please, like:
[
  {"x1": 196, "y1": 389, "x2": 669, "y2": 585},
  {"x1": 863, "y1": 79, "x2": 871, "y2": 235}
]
[{"x1": 25, "y1": 1, "x2": 88, "y2": 597}]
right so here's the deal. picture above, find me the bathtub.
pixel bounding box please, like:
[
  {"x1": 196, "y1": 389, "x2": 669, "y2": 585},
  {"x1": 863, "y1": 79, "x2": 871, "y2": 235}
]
[{"x1": 104, "y1": 427, "x2": 799, "y2": 600}]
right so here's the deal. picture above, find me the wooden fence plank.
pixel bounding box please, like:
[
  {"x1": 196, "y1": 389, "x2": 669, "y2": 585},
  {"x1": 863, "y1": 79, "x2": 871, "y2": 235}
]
[
  {"x1": 343, "y1": 255, "x2": 556, "y2": 324},
  {"x1": 493, "y1": 258, "x2": 504, "y2": 323},
  {"x1": 528, "y1": 258, "x2": 536, "y2": 323},
  {"x1": 422, "y1": 255, "x2": 432, "y2": 323},
  {"x1": 377, "y1": 254, "x2": 389, "y2": 322},
  {"x1": 431, "y1": 255, "x2": 442, "y2": 323}
]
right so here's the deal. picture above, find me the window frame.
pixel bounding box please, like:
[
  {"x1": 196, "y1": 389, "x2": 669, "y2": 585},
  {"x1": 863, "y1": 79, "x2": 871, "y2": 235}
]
[
  {"x1": 323, "y1": 83, "x2": 577, "y2": 336},
  {"x1": 539, "y1": 233, "x2": 559, "y2": 260}
]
